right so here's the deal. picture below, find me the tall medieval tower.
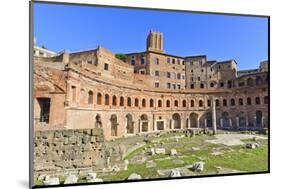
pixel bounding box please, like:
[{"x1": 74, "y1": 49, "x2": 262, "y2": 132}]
[{"x1": 146, "y1": 31, "x2": 165, "y2": 53}]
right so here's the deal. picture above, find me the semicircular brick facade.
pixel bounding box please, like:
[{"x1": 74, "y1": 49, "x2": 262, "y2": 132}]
[{"x1": 33, "y1": 31, "x2": 268, "y2": 140}]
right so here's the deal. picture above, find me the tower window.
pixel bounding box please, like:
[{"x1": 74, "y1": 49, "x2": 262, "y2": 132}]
[{"x1": 155, "y1": 82, "x2": 160, "y2": 88}]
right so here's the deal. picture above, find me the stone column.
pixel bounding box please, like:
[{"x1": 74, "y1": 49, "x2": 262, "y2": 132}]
[
  {"x1": 180, "y1": 117, "x2": 184, "y2": 130},
  {"x1": 229, "y1": 119, "x2": 232, "y2": 128},
  {"x1": 187, "y1": 118, "x2": 190, "y2": 129},
  {"x1": 204, "y1": 119, "x2": 207, "y2": 128},
  {"x1": 220, "y1": 118, "x2": 223, "y2": 128},
  {"x1": 262, "y1": 116, "x2": 264, "y2": 128},
  {"x1": 139, "y1": 120, "x2": 141, "y2": 133},
  {"x1": 211, "y1": 98, "x2": 217, "y2": 134},
  {"x1": 246, "y1": 116, "x2": 249, "y2": 130},
  {"x1": 254, "y1": 116, "x2": 257, "y2": 128}
]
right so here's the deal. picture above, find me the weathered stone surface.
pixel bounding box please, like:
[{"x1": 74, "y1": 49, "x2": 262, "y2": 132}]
[
  {"x1": 170, "y1": 149, "x2": 177, "y2": 156},
  {"x1": 64, "y1": 175, "x2": 78, "y2": 184},
  {"x1": 86, "y1": 173, "x2": 103, "y2": 182},
  {"x1": 86, "y1": 172, "x2": 97, "y2": 180},
  {"x1": 169, "y1": 169, "x2": 181, "y2": 177},
  {"x1": 127, "y1": 173, "x2": 142, "y2": 180},
  {"x1": 112, "y1": 164, "x2": 120, "y2": 172},
  {"x1": 155, "y1": 148, "x2": 166, "y2": 154},
  {"x1": 124, "y1": 159, "x2": 129, "y2": 170},
  {"x1": 87, "y1": 176, "x2": 103, "y2": 183},
  {"x1": 246, "y1": 142, "x2": 260, "y2": 149},
  {"x1": 43, "y1": 177, "x2": 60, "y2": 185},
  {"x1": 192, "y1": 161, "x2": 204, "y2": 172},
  {"x1": 34, "y1": 128, "x2": 123, "y2": 176},
  {"x1": 148, "y1": 148, "x2": 155, "y2": 156}
]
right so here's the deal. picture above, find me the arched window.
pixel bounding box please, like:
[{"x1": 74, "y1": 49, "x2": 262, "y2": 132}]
[
  {"x1": 110, "y1": 114, "x2": 118, "y2": 136},
  {"x1": 230, "y1": 98, "x2": 235, "y2": 106},
  {"x1": 199, "y1": 100, "x2": 203, "y2": 107},
  {"x1": 127, "y1": 97, "x2": 131, "y2": 107},
  {"x1": 158, "y1": 100, "x2": 162, "y2": 107},
  {"x1": 142, "y1": 99, "x2": 146, "y2": 107},
  {"x1": 239, "y1": 98, "x2": 243, "y2": 106},
  {"x1": 255, "y1": 97, "x2": 260, "y2": 105},
  {"x1": 112, "y1": 95, "x2": 117, "y2": 106},
  {"x1": 207, "y1": 100, "x2": 211, "y2": 107},
  {"x1": 210, "y1": 83, "x2": 214, "y2": 88},
  {"x1": 150, "y1": 99, "x2": 154, "y2": 107},
  {"x1": 223, "y1": 99, "x2": 227, "y2": 106},
  {"x1": 191, "y1": 100, "x2": 194, "y2": 107},
  {"x1": 182, "y1": 100, "x2": 187, "y2": 107},
  {"x1": 174, "y1": 100, "x2": 178, "y2": 107},
  {"x1": 97, "y1": 93, "x2": 102, "y2": 105},
  {"x1": 166, "y1": 100, "x2": 170, "y2": 107},
  {"x1": 215, "y1": 99, "x2": 219, "y2": 106},
  {"x1": 135, "y1": 98, "x2": 139, "y2": 107},
  {"x1": 247, "y1": 97, "x2": 251, "y2": 105},
  {"x1": 105, "y1": 94, "x2": 110, "y2": 105},
  {"x1": 120, "y1": 96, "x2": 124, "y2": 106},
  {"x1": 88, "y1": 91, "x2": 93, "y2": 104}
]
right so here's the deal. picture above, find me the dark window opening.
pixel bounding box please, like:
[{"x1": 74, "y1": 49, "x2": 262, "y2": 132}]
[
  {"x1": 104, "y1": 63, "x2": 109, "y2": 71},
  {"x1": 231, "y1": 99, "x2": 235, "y2": 106},
  {"x1": 150, "y1": 99, "x2": 154, "y2": 107},
  {"x1": 199, "y1": 100, "x2": 203, "y2": 107},
  {"x1": 191, "y1": 100, "x2": 194, "y2": 107},
  {"x1": 223, "y1": 99, "x2": 227, "y2": 106},
  {"x1": 239, "y1": 98, "x2": 243, "y2": 106},
  {"x1": 38, "y1": 98, "x2": 51, "y2": 123},
  {"x1": 247, "y1": 97, "x2": 251, "y2": 105},
  {"x1": 255, "y1": 97, "x2": 260, "y2": 105}
]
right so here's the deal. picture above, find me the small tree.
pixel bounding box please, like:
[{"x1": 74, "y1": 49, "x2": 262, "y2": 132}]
[{"x1": 115, "y1": 53, "x2": 126, "y2": 62}]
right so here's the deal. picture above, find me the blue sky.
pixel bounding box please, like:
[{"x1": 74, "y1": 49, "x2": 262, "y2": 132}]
[{"x1": 34, "y1": 2, "x2": 268, "y2": 70}]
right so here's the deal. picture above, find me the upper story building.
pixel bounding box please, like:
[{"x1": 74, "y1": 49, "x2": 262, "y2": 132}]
[{"x1": 124, "y1": 31, "x2": 267, "y2": 92}]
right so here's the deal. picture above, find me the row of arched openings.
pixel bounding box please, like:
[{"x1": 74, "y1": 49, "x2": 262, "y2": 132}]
[{"x1": 81, "y1": 90, "x2": 268, "y2": 108}]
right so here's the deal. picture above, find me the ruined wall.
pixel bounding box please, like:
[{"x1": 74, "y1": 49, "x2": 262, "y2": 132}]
[{"x1": 33, "y1": 128, "x2": 123, "y2": 177}]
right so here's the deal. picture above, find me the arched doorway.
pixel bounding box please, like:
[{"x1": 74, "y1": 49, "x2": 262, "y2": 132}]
[
  {"x1": 110, "y1": 114, "x2": 118, "y2": 136},
  {"x1": 221, "y1": 112, "x2": 230, "y2": 128},
  {"x1": 126, "y1": 114, "x2": 134, "y2": 134},
  {"x1": 172, "y1": 113, "x2": 181, "y2": 129},
  {"x1": 205, "y1": 112, "x2": 212, "y2": 128},
  {"x1": 238, "y1": 112, "x2": 246, "y2": 128},
  {"x1": 140, "y1": 114, "x2": 149, "y2": 132},
  {"x1": 256, "y1": 111, "x2": 262, "y2": 128},
  {"x1": 190, "y1": 113, "x2": 198, "y2": 128}
]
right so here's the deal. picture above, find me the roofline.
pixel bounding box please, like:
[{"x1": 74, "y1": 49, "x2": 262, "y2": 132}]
[
  {"x1": 184, "y1": 55, "x2": 207, "y2": 59},
  {"x1": 125, "y1": 51, "x2": 185, "y2": 59}
]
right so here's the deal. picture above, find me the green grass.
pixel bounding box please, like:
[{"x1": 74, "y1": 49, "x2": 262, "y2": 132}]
[
  {"x1": 100, "y1": 135, "x2": 268, "y2": 181},
  {"x1": 34, "y1": 133, "x2": 268, "y2": 184}
]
